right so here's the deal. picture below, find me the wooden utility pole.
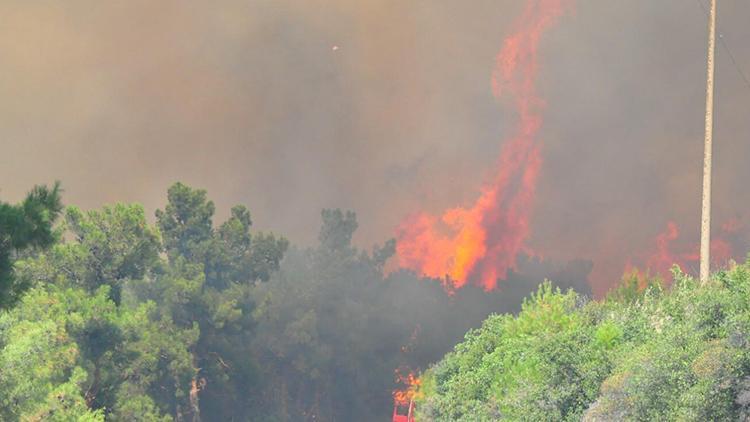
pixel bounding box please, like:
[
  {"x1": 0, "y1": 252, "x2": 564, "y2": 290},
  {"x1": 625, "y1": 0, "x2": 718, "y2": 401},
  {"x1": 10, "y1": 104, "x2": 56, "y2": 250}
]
[{"x1": 699, "y1": 0, "x2": 717, "y2": 285}]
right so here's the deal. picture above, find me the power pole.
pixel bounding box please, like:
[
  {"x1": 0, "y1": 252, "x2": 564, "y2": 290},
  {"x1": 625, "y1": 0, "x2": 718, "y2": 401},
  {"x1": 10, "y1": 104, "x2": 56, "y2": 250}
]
[{"x1": 699, "y1": 0, "x2": 717, "y2": 285}]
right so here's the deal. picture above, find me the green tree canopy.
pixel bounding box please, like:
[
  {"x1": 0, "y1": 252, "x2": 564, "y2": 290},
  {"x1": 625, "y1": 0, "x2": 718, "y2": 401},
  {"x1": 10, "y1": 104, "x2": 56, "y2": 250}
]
[
  {"x1": 0, "y1": 182, "x2": 63, "y2": 308},
  {"x1": 416, "y1": 263, "x2": 750, "y2": 421}
]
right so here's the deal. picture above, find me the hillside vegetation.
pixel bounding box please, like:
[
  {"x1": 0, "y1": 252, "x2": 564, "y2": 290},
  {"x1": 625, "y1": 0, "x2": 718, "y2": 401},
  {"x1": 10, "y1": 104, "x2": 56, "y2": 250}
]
[
  {"x1": 416, "y1": 262, "x2": 750, "y2": 421},
  {"x1": 0, "y1": 183, "x2": 591, "y2": 421}
]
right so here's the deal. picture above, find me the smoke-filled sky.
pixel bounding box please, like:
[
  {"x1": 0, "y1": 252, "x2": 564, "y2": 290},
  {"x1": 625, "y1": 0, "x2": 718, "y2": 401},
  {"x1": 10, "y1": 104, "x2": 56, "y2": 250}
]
[{"x1": 2, "y1": 1, "x2": 749, "y2": 295}]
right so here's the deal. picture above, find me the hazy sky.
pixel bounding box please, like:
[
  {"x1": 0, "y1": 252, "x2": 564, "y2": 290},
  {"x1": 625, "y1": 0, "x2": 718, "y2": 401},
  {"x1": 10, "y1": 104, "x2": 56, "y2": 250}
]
[{"x1": 2, "y1": 1, "x2": 749, "y2": 294}]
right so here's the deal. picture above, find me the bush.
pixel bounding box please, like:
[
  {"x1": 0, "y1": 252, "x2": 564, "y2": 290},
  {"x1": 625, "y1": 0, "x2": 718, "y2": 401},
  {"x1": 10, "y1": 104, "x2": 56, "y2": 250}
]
[{"x1": 417, "y1": 259, "x2": 750, "y2": 421}]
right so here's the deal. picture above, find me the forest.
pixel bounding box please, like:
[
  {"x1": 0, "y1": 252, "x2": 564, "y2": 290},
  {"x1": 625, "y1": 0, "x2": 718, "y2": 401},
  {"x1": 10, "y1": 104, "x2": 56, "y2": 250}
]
[{"x1": 0, "y1": 182, "x2": 590, "y2": 421}]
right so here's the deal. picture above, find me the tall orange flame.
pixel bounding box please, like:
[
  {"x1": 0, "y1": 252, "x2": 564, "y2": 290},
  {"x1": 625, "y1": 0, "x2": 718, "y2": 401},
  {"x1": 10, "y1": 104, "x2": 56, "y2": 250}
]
[{"x1": 396, "y1": 0, "x2": 571, "y2": 290}]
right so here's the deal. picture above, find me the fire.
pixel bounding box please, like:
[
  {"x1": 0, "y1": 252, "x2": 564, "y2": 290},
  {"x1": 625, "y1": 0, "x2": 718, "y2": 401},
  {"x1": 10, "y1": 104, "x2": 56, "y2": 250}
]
[
  {"x1": 626, "y1": 219, "x2": 741, "y2": 284},
  {"x1": 392, "y1": 331, "x2": 422, "y2": 421},
  {"x1": 392, "y1": 368, "x2": 421, "y2": 406},
  {"x1": 395, "y1": 0, "x2": 571, "y2": 290}
]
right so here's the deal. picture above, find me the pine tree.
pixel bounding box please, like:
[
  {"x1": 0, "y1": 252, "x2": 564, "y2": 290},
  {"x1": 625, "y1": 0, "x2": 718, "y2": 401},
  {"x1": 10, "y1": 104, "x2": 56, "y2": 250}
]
[{"x1": 0, "y1": 182, "x2": 63, "y2": 308}]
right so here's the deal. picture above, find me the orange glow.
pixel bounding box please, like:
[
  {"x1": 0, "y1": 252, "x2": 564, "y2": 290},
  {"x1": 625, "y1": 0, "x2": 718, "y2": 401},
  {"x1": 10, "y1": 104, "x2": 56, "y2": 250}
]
[
  {"x1": 395, "y1": 0, "x2": 570, "y2": 290},
  {"x1": 626, "y1": 220, "x2": 739, "y2": 284},
  {"x1": 392, "y1": 368, "x2": 421, "y2": 406}
]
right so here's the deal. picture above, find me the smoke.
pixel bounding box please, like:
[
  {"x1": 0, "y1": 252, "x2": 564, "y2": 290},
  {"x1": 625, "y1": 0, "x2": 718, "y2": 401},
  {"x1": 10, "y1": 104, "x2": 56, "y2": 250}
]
[{"x1": 1, "y1": 1, "x2": 750, "y2": 295}]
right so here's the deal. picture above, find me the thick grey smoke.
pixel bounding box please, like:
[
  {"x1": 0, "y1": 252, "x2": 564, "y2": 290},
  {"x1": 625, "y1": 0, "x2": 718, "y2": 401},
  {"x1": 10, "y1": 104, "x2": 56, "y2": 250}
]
[{"x1": 1, "y1": 1, "x2": 749, "y2": 294}]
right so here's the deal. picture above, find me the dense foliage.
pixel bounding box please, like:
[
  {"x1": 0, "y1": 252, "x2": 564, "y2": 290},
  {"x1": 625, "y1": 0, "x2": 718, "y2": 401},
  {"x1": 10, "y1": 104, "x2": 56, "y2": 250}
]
[
  {"x1": 417, "y1": 263, "x2": 750, "y2": 421},
  {"x1": 0, "y1": 183, "x2": 63, "y2": 308},
  {"x1": 0, "y1": 183, "x2": 288, "y2": 421},
  {"x1": 0, "y1": 183, "x2": 591, "y2": 421}
]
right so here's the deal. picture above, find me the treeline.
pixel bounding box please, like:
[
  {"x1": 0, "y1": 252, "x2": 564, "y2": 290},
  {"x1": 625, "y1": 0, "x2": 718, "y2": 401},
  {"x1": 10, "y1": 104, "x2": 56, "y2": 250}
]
[
  {"x1": 0, "y1": 183, "x2": 589, "y2": 421},
  {"x1": 416, "y1": 263, "x2": 750, "y2": 420}
]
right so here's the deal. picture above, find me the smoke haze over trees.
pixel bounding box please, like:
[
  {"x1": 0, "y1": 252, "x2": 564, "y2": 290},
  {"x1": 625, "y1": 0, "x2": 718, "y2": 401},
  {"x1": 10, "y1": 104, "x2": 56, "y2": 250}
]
[
  {"x1": 1, "y1": 1, "x2": 749, "y2": 294},
  {"x1": 0, "y1": 183, "x2": 590, "y2": 420}
]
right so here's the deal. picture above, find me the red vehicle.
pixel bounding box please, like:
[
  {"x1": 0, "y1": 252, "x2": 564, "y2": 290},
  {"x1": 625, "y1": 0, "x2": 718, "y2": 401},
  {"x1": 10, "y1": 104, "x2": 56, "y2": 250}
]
[{"x1": 392, "y1": 399, "x2": 415, "y2": 422}]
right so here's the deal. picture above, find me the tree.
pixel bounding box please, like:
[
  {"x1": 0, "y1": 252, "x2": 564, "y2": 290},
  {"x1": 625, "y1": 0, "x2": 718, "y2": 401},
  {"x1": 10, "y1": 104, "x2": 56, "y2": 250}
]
[
  {"x1": 154, "y1": 182, "x2": 288, "y2": 420},
  {"x1": 0, "y1": 182, "x2": 63, "y2": 308},
  {"x1": 3, "y1": 200, "x2": 195, "y2": 421},
  {"x1": 156, "y1": 183, "x2": 288, "y2": 289},
  {"x1": 155, "y1": 183, "x2": 214, "y2": 263},
  {"x1": 62, "y1": 204, "x2": 161, "y2": 304}
]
